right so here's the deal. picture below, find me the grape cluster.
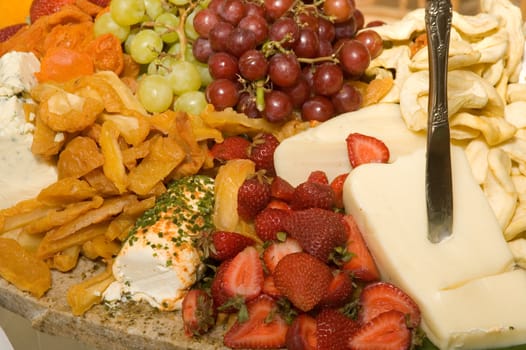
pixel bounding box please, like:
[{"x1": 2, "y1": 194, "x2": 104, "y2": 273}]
[
  {"x1": 193, "y1": 0, "x2": 384, "y2": 122},
  {"x1": 94, "y1": 0, "x2": 212, "y2": 114}
]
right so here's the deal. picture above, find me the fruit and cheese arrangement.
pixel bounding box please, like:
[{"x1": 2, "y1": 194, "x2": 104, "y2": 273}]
[{"x1": 1, "y1": 0, "x2": 526, "y2": 349}]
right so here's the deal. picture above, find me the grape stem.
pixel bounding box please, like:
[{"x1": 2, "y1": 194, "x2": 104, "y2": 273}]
[
  {"x1": 297, "y1": 54, "x2": 339, "y2": 65},
  {"x1": 175, "y1": 1, "x2": 199, "y2": 61}
]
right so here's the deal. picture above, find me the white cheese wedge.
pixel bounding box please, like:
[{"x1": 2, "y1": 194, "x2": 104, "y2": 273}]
[
  {"x1": 0, "y1": 51, "x2": 40, "y2": 97},
  {"x1": 343, "y1": 146, "x2": 526, "y2": 349},
  {"x1": 274, "y1": 103, "x2": 426, "y2": 186}
]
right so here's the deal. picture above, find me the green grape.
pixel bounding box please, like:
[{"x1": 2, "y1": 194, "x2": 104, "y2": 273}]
[
  {"x1": 184, "y1": 10, "x2": 200, "y2": 41},
  {"x1": 130, "y1": 29, "x2": 163, "y2": 64},
  {"x1": 167, "y1": 42, "x2": 195, "y2": 62},
  {"x1": 147, "y1": 55, "x2": 178, "y2": 75},
  {"x1": 165, "y1": 60, "x2": 202, "y2": 95},
  {"x1": 110, "y1": 0, "x2": 145, "y2": 26},
  {"x1": 168, "y1": 0, "x2": 190, "y2": 6},
  {"x1": 173, "y1": 91, "x2": 208, "y2": 115},
  {"x1": 194, "y1": 61, "x2": 213, "y2": 87},
  {"x1": 137, "y1": 74, "x2": 174, "y2": 113},
  {"x1": 124, "y1": 30, "x2": 139, "y2": 54},
  {"x1": 154, "y1": 13, "x2": 180, "y2": 44},
  {"x1": 93, "y1": 12, "x2": 130, "y2": 42},
  {"x1": 144, "y1": 0, "x2": 164, "y2": 20}
]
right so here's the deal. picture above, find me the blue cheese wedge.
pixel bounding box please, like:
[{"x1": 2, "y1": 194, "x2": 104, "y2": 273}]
[
  {"x1": 0, "y1": 51, "x2": 40, "y2": 97},
  {"x1": 104, "y1": 175, "x2": 214, "y2": 311}
]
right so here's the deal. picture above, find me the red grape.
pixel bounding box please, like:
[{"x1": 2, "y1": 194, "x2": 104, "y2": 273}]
[
  {"x1": 245, "y1": 2, "x2": 266, "y2": 17},
  {"x1": 302, "y1": 95, "x2": 335, "y2": 122},
  {"x1": 264, "y1": 0, "x2": 294, "y2": 20},
  {"x1": 237, "y1": 92, "x2": 261, "y2": 118},
  {"x1": 317, "y1": 39, "x2": 333, "y2": 57},
  {"x1": 238, "y1": 49, "x2": 268, "y2": 81},
  {"x1": 269, "y1": 17, "x2": 299, "y2": 49},
  {"x1": 218, "y1": 0, "x2": 246, "y2": 25},
  {"x1": 293, "y1": 28, "x2": 319, "y2": 58},
  {"x1": 263, "y1": 90, "x2": 293, "y2": 122},
  {"x1": 323, "y1": 0, "x2": 355, "y2": 23},
  {"x1": 192, "y1": 37, "x2": 214, "y2": 63},
  {"x1": 208, "y1": 52, "x2": 239, "y2": 80},
  {"x1": 338, "y1": 39, "x2": 370, "y2": 77},
  {"x1": 193, "y1": 8, "x2": 220, "y2": 38},
  {"x1": 355, "y1": 30, "x2": 383, "y2": 59},
  {"x1": 269, "y1": 53, "x2": 301, "y2": 87},
  {"x1": 297, "y1": 12, "x2": 318, "y2": 32},
  {"x1": 312, "y1": 63, "x2": 343, "y2": 96},
  {"x1": 238, "y1": 15, "x2": 269, "y2": 45},
  {"x1": 206, "y1": 78, "x2": 240, "y2": 110},
  {"x1": 280, "y1": 76, "x2": 310, "y2": 108},
  {"x1": 353, "y1": 8, "x2": 365, "y2": 31},
  {"x1": 226, "y1": 27, "x2": 257, "y2": 57},
  {"x1": 209, "y1": 21, "x2": 234, "y2": 52},
  {"x1": 334, "y1": 18, "x2": 357, "y2": 40},
  {"x1": 317, "y1": 17, "x2": 335, "y2": 42},
  {"x1": 331, "y1": 83, "x2": 362, "y2": 113}
]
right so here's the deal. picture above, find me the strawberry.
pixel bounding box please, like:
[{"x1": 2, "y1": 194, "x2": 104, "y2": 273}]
[
  {"x1": 284, "y1": 208, "x2": 347, "y2": 262},
  {"x1": 286, "y1": 314, "x2": 317, "y2": 350},
  {"x1": 270, "y1": 176, "x2": 295, "y2": 202},
  {"x1": 273, "y1": 252, "x2": 333, "y2": 312},
  {"x1": 237, "y1": 175, "x2": 271, "y2": 221},
  {"x1": 210, "y1": 136, "x2": 250, "y2": 162},
  {"x1": 319, "y1": 270, "x2": 354, "y2": 308},
  {"x1": 330, "y1": 173, "x2": 349, "y2": 209},
  {"x1": 262, "y1": 237, "x2": 302, "y2": 273},
  {"x1": 209, "y1": 231, "x2": 255, "y2": 261},
  {"x1": 316, "y1": 308, "x2": 359, "y2": 350},
  {"x1": 262, "y1": 274, "x2": 282, "y2": 298},
  {"x1": 341, "y1": 215, "x2": 380, "y2": 281},
  {"x1": 255, "y1": 207, "x2": 291, "y2": 241},
  {"x1": 290, "y1": 181, "x2": 335, "y2": 210},
  {"x1": 307, "y1": 170, "x2": 329, "y2": 184},
  {"x1": 30, "y1": 0, "x2": 76, "y2": 23},
  {"x1": 346, "y1": 133, "x2": 390, "y2": 168},
  {"x1": 224, "y1": 295, "x2": 289, "y2": 349},
  {"x1": 265, "y1": 199, "x2": 292, "y2": 211},
  {"x1": 221, "y1": 246, "x2": 264, "y2": 302},
  {"x1": 211, "y1": 260, "x2": 233, "y2": 311},
  {"x1": 182, "y1": 289, "x2": 215, "y2": 337},
  {"x1": 0, "y1": 23, "x2": 26, "y2": 43},
  {"x1": 249, "y1": 132, "x2": 280, "y2": 175},
  {"x1": 358, "y1": 281, "x2": 421, "y2": 328},
  {"x1": 348, "y1": 310, "x2": 411, "y2": 350}
]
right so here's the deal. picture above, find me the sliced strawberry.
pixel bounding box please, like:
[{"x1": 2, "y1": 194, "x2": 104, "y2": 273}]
[
  {"x1": 348, "y1": 310, "x2": 411, "y2": 350},
  {"x1": 211, "y1": 260, "x2": 233, "y2": 311},
  {"x1": 262, "y1": 237, "x2": 302, "y2": 273},
  {"x1": 209, "y1": 231, "x2": 255, "y2": 261},
  {"x1": 273, "y1": 252, "x2": 333, "y2": 312},
  {"x1": 316, "y1": 308, "x2": 359, "y2": 350},
  {"x1": 290, "y1": 181, "x2": 335, "y2": 210},
  {"x1": 270, "y1": 176, "x2": 295, "y2": 202},
  {"x1": 262, "y1": 274, "x2": 282, "y2": 298},
  {"x1": 30, "y1": 0, "x2": 76, "y2": 23},
  {"x1": 342, "y1": 215, "x2": 380, "y2": 282},
  {"x1": 222, "y1": 246, "x2": 264, "y2": 302},
  {"x1": 255, "y1": 207, "x2": 291, "y2": 242},
  {"x1": 0, "y1": 23, "x2": 27, "y2": 43},
  {"x1": 249, "y1": 132, "x2": 280, "y2": 175},
  {"x1": 285, "y1": 208, "x2": 347, "y2": 262},
  {"x1": 346, "y1": 133, "x2": 389, "y2": 168},
  {"x1": 237, "y1": 175, "x2": 271, "y2": 221},
  {"x1": 307, "y1": 170, "x2": 329, "y2": 184},
  {"x1": 265, "y1": 199, "x2": 292, "y2": 211},
  {"x1": 330, "y1": 173, "x2": 349, "y2": 209},
  {"x1": 182, "y1": 289, "x2": 215, "y2": 337},
  {"x1": 224, "y1": 295, "x2": 289, "y2": 349},
  {"x1": 358, "y1": 281, "x2": 421, "y2": 328},
  {"x1": 286, "y1": 314, "x2": 317, "y2": 350},
  {"x1": 210, "y1": 136, "x2": 250, "y2": 162},
  {"x1": 319, "y1": 270, "x2": 354, "y2": 308}
]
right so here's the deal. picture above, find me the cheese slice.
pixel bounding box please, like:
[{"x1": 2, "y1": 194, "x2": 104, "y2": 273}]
[
  {"x1": 274, "y1": 103, "x2": 426, "y2": 186},
  {"x1": 343, "y1": 146, "x2": 526, "y2": 349}
]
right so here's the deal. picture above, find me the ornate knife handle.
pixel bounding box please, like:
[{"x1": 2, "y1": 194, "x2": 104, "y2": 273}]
[{"x1": 425, "y1": 0, "x2": 453, "y2": 243}]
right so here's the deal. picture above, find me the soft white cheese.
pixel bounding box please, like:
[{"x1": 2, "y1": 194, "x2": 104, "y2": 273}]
[
  {"x1": 0, "y1": 51, "x2": 40, "y2": 97},
  {"x1": 274, "y1": 103, "x2": 426, "y2": 186},
  {"x1": 104, "y1": 177, "x2": 214, "y2": 311},
  {"x1": 0, "y1": 52, "x2": 57, "y2": 210},
  {"x1": 343, "y1": 146, "x2": 526, "y2": 349}
]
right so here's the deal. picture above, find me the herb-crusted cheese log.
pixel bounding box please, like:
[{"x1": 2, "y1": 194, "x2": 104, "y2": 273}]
[{"x1": 104, "y1": 175, "x2": 215, "y2": 311}]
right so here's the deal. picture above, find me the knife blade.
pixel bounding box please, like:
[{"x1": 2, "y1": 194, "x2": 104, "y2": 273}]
[{"x1": 425, "y1": 0, "x2": 453, "y2": 243}]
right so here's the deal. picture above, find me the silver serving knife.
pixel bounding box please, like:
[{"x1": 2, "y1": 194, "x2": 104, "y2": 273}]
[{"x1": 425, "y1": 0, "x2": 453, "y2": 243}]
